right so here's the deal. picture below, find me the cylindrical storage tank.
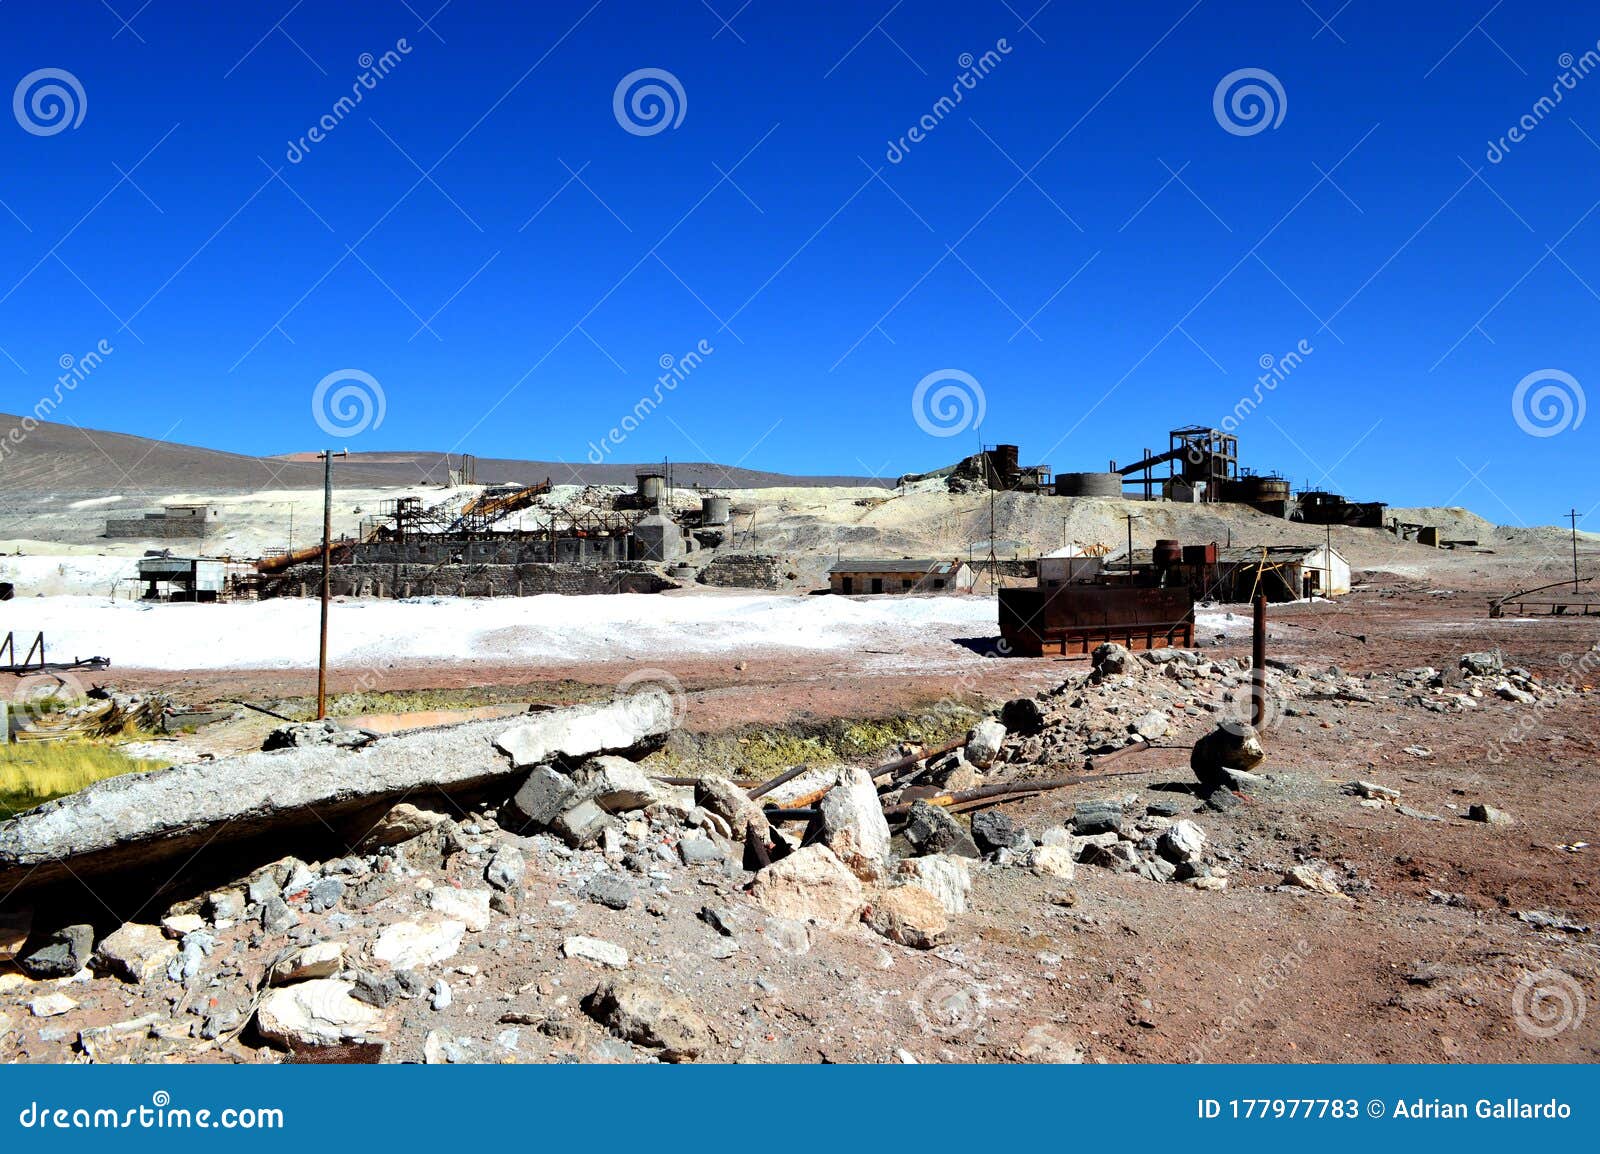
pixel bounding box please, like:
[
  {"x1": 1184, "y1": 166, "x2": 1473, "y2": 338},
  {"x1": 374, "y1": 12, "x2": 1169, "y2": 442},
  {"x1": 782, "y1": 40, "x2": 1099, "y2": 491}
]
[
  {"x1": 636, "y1": 472, "x2": 665, "y2": 505},
  {"x1": 701, "y1": 495, "x2": 731, "y2": 526},
  {"x1": 1153, "y1": 539, "x2": 1183, "y2": 570},
  {"x1": 1054, "y1": 471, "x2": 1123, "y2": 498}
]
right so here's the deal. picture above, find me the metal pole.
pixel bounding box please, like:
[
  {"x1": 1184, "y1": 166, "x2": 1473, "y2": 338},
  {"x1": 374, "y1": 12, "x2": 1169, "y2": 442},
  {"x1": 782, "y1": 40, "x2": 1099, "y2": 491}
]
[
  {"x1": 1251, "y1": 594, "x2": 1268, "y2": 729},
  {"x1": 317, "y1": 448, "x2": 347, "y2": 720},
  {"x1": 1569, "y1": 509, "x2": 1582, "y2": 593}
]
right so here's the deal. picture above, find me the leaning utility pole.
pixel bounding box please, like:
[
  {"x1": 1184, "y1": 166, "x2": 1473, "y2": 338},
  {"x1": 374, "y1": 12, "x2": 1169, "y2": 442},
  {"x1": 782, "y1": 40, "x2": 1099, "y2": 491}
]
[
  {"x1": 317, "y1": 448, "x2": 347, "y2": 720},
  {"x1": 1568, "y1": 508, "x2": 1583, "y2": 593}
]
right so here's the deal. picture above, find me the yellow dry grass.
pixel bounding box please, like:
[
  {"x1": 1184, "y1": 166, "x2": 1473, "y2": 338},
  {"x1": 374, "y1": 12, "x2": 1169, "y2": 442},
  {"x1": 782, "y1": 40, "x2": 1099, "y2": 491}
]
[{"x1": 0, "y1": 741, "x2": 146, "y2": 819}]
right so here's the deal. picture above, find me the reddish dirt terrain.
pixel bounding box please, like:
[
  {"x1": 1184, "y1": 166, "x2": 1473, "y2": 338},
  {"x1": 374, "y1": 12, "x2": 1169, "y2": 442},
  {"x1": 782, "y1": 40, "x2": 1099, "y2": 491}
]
[{"x1": 45, "y1": 573, "x2": 1594, "y2": 1065}]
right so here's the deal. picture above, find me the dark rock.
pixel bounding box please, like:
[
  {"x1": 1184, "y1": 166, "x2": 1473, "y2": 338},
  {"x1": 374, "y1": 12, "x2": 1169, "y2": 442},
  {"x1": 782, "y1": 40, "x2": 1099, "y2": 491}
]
[
  {"x1": 1467, "y1": 803, "x2": 1513, "y2": 826},
  {"x1": 350, "y1": 969, "x2": 401, "y2": 1008},
  {"x1": 697, "y1": 906, "x2": 736, "y2": 936},
  {"x1": 394, "y1": 969, "x2": 429, "y2": 998},
  {"x1": 306, "y1": 877, "x2": 344, "y2": 914},
  {"x1": 261, "y1": 720, "x2": 376, "y2": 752},
  {"x1": 582, "y1": 873, "x2": 633, "y2": 910},
  {"x1": 507, "y1": 765, "x2": 576, "y2": 831},
  {"x1": 1146, "y1": 801, "x2": 1180, "y2": 818},
  {"x1": 582, "y1": 979, "x2": 712, "y2": 1063},
  {"x1": 17, "y1": 923, "x2": 94, "y2": 978},
  {"x1": 259, "y1": 897, "x2": 299, "y2": 934},
  {"x1": 901, "y1": 802, "x2": 980, "y2": 859},
  {"x1": 346, "y1": 870, "x2": 401, "y2": 911},
  {"x1": 1190, "y1": 724, "x2": 1265, "y2": 789},
  {"x1": 1000, "y1": 697, "x2": 1045, "y2": 735},
  {"x1": 1069, "y1": 801, "x2": 1123, "y2": 836},
  {"x1": 971, "y1": 810, "x2": 1032, "y2": 855}
]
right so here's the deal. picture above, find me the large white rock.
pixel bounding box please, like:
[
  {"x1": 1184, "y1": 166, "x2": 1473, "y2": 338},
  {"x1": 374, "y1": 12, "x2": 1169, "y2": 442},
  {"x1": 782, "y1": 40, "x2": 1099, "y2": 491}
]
[
  {"x1": 269, "y1": 941, "x2": 346, "y2": 985},
  {"x1": 965, "y1": 719, "x2": 1007, "y2": 769},
  {"x1": 863, "y1": 885, "x2": 948, "y2": 949},
  {"x1": 95, "y1": 923, "x2": 179, "y2": 984},
  {"x1": 562, "y1": 935, "x2": 629, "y2": 969},
  {"x1": 1028, "y1": 846, "x2": 1077, "y2": 880},
  {"x1": 256, "y1": 979, "x2": 384, "y2": 1047},
  {"x1": 372, "y1": 918, "x2": 465, "y2": 969},
  {"x1": 895, "y1": 854, "x2": 972, "y2": 914},
  {"x1": 427, "y1": 887, "x2": 493, "y2": 932},
  {"x1": 750, "y1": 845, "x2": 864, "y2": 930},
  {"x1": 571, "y1": 757, "x2": 658, "y2": 812},
  {"x1": 1157, "y1": 819, "x2": 1207, "y2": 864},
  {"x1": 819, "y1": 768, "x2": 892, "y2": 882}
]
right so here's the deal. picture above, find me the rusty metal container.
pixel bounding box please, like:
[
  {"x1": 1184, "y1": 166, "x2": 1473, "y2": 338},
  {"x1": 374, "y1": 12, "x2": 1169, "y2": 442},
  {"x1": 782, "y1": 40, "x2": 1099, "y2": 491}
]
[{"x1": 1153, "y1": 539, "x2": 1183, "y2": 570}]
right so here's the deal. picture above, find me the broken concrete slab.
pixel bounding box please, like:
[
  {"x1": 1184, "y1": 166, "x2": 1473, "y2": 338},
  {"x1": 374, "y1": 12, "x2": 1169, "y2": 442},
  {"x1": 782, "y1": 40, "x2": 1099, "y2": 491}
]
[
  {"x1": 255, "y1": 979, "x2": 384, "y2": 1048},
  {"x1": 0, "y1": 696, "x2": 670, "y2": 897}
]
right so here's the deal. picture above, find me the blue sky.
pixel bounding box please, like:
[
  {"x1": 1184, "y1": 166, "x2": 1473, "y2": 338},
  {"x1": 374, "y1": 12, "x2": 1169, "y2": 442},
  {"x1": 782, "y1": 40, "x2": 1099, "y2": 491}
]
[{"x1": 0, "y1": 0, "x2": 1595, "y2": 525}]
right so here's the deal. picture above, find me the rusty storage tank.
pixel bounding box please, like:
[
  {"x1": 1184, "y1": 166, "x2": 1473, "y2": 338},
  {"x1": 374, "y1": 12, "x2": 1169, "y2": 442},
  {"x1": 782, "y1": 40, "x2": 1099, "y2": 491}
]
[
  {"x1": 1182, "y1": 542, "x2": 1217, "y2": 565},
  {"x1": 1153, "y1": 539, "x2": 1183, "y2": 570},
  {"x1": 700, "y1": 495, "x2": 731, "y2": 526},
  {"x1": 635, "y1": 472, "x2": 666, "y2": 507},
  {"x1": 1054, "y1": 471, "x2": 1123, "y2": 498},
  {"x1": 1223, "y1": 475, "x2": 1290, "y2": 504}
]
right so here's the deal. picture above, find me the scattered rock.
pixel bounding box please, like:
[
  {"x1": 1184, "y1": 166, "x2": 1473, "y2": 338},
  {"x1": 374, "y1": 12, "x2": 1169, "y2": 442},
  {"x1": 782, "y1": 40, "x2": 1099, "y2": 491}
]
[
  {"x1": 95, "y1": 923, "x2": 179, "y2": 985},
  {"x1": 552, "y1": 799, "x2": 613, "y2": 848},
  {"x1": 160, "y1": 914, "x2": 205, "y2": 939},
  {"x1": 269, "y1": 941, "x2": 346, "y2": 985},
  {"x1": 1000, "y1": 697, "x2": 1045, "y2": 735},
  {"x1": 901, "y1": 801, "x2": 980, "y2": 859},
  {"x1": 1014, "y1": 1024, "x2": 1086, "y2": 1063},
  {"x1": 1460, "y1": 650, "x2": 1502, "y2": 677},
  {"x1": 17, "y1": 923, "x2": 94, "y2": 978},
  {"x1": 372, "y1": 919, "x2": 465, "y2": 969},
  {"x1": 1191, "y1": 723, "x2": 1265, "y2": 788},
  {"x1": 306, "y1": 877, "x2": 344, "y2": 914},
  {"x1": 863, "y1": 885, "x2": 948, "y2": 949},
  {"x1": 1070, "y1": 801, "x2": 1123, "y2": 836},
  {"x1": 1028, "y1": 846, "x2": 1077, "y2": 880},
  {"x1": 1132, "y1": 710, "x2": 1169, "y2": 740},
  {"x1": 262, "y1": 719, "x2": 375, "y2": 752},
  {"x1": 819, "y1": 767, "x2": 893, "y2": 881},
  {"x1": 1346, "y1": 780, "x2": 1402, "y2": 803},
  {"x1": 30, "y1": 993, "x2": 77, "y2": 1018},
  {"x1": 582, "y1": 873, "x2": 633, "y2": 910},
  {"x1": 964, "y1": 718, "x2": 1008, "y2": 768},
  {"x1": 695, "y1": 775, "x2": 770, "y2": 841},
  {"x1": 895, "y1": 854, "x2": 972, "y2": 914},
  {"x1": 562, "y1": 935, "x2": 630, "y2": 969},
  {"x1": 1467, "y1": 803, "x2": 1514, "y2": 826},
  {"x1": 256, "y1": 979, "x2": 385, "y2": 1047},
  {"x1": 971, "y1": 810, "x2": 1031, "y2": 856},
  {"x1": 1282, "y1": 864, "x2": 1343, "y2": 897},
  {"x1": 1091, "y1": 642, "x2": 1131, "y2": 677},
  {"x1": 427, "y1": 887, "x2": 492, "y2": 932},
  {"x1": 677, "y1": 833, "x2": 726, "y2": 865},
  {"x1": 1156, "y1": 820, "x2": 1207, "y2": 865},
  {"x1": 571, "y1": 756, "x2": 659, "y2": 812},
  {"x1": 485, "y1": 846, "x2": 525, "y2": 892},
  {"x1": 506, "y1": 765, "x2": 576, "y2": 831},
  {"x1": 583, "y1": 979, "x2": 711, "y2": 1062},
  {"x1": 359, "y1": 802, "x2": 449, "y2": 848},
  {"x1": 749, "y1": 845, "x2": 864, "y2": 930}
]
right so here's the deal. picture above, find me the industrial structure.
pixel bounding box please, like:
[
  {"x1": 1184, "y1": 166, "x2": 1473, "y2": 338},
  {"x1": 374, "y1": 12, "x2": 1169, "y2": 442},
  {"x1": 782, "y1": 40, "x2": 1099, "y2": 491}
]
[
  {"x1": 106, "y1": 504, "x2": 220, "y2": 539},
  {"x1": 136, "y1": 555, "x2": 232, "y2": 602},
  {"x1": 255, "y1": 469, "x2": 737, "y2": 599},
  {"x1": 827, "y1": 558, "x2": 975, "y2": 595}
]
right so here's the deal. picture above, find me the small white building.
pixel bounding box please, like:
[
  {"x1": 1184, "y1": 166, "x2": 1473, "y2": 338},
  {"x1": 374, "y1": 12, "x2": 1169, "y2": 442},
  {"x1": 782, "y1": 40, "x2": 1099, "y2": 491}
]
[{"x1": 1215, "y1": 544, "x2": 1351, "y2": 600}]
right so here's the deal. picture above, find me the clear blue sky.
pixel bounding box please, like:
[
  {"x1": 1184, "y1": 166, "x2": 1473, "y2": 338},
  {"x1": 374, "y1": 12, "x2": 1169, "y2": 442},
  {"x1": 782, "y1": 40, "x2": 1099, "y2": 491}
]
[{"x1": 1, "y1": 0, "x2": 1595, "y2": 525}]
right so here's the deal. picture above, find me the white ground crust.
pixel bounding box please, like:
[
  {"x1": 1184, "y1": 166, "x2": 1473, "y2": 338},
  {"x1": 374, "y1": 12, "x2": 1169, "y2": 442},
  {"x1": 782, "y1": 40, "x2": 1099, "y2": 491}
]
[{"x1": 6, "y1": 593, "x2": 1001, "y2": 671}]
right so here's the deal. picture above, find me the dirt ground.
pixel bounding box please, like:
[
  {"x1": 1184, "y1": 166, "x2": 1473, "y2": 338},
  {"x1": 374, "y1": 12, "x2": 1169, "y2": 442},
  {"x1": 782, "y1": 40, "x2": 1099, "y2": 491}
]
[{"x1": 28, "y1": 565, "x2": 1592, "y2": 1065}]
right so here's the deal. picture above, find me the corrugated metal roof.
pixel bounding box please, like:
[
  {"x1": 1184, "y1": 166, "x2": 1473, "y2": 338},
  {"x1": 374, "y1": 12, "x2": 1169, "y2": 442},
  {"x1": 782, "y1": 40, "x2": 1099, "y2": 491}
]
[{"x1": 1215, "y1": 545, "x2": 1345, "y2": 564}]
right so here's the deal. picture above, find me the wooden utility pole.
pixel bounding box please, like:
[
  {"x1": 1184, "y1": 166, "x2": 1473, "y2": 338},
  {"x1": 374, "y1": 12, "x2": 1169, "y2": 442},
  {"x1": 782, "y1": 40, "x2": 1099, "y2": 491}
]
[
  {"x1": 317, "y1": 448, "x2": 347, "y2": 720},
  {"x1": 1569, "y1": 508, "x2": 1583, "y2": 592}
]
